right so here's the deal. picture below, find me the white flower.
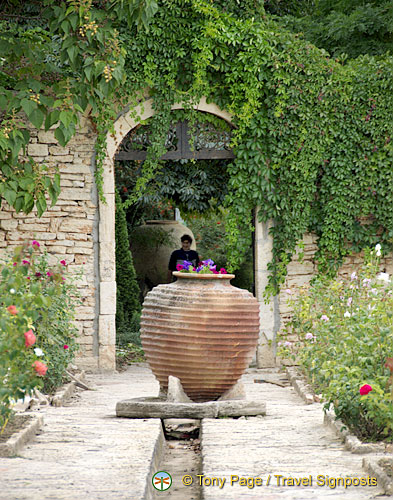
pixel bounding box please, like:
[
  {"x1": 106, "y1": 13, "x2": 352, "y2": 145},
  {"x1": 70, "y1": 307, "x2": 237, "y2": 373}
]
[
  {"x1": 344, "y1": 311, "x2": 351, "y2": 318},
  {"x1": 305, "y1": 333, "x2": 315, "y2": 340},
  {"x1": 9, "y1": 288, "x2": 15, "y2": 294},
  {"x1": 375, "y1": 243, "x2": 382, "y2": 256},
  {"x1": 350, "y1": 272, "x2": 357, "y2": 281},
  {"x1": 329, "y1": 305, "x2": 333, "y2": 310},
  {"x1": 377, "y1": 272, "x2": 390, "y2": 283},
  {"x1": 34, "y1": 348, "x2": 44, "y2": 357}
]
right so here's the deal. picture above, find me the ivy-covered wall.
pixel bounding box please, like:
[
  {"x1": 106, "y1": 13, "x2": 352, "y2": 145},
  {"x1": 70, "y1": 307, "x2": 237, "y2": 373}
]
[{"x1": 1, "y1": 0, "x2": 392, "y2": 370}]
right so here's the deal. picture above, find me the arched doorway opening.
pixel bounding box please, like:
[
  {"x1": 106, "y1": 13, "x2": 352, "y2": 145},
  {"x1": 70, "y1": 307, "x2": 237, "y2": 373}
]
[{"x1": 98, "y1": 98, "x2": 277, "y2": 371}]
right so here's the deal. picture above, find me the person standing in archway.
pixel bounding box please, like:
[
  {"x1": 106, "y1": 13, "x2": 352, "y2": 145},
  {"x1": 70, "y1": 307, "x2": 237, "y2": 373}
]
[{"x1": 167, "y1": 234, "x2": 199, "y2": 282}]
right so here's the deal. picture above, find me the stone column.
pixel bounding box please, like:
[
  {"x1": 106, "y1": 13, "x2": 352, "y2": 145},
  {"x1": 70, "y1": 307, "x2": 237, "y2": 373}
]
[
  {"x1": 254, "y1": 215, "x2": 279, "y2": 368},
  {"x1": 98, "y1": 160, "x2": 116, "y2": 371}
]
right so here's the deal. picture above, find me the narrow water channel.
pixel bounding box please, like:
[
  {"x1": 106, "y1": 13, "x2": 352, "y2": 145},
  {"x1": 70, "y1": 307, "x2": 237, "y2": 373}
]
[{"x1": 152, "y1": 419, "x2": 201, "y2": 500}]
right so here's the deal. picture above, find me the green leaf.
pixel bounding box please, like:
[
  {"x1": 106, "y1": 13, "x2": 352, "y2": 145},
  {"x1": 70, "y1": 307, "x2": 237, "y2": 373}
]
[
  {"x1": 19, "y1": 177, "x2": 34, "y2": 190},
  {"x1": 54, "y1": 126, "x2": 66, "y2": 147},
  {"x1": 3, "y1": 189, "x2": 16, "y2": 206},
  {"x1": 67, "y1": 46, "x2": 78, "y2": 64},
  {"x1": 37, "y1": 193, "x2": 47, "y2": 217},
  {"x1": 59, "y1": 110, "x2": 73, "y2": 128},
  {"x1": 84, "y1": 65, "x2": 94, "y2": 82},
  {"x1": 21, "y1": 98, "x2": 37, "y2": 117},
  {"x1": 14, "y1": 196, "x2": 24, "y2": 213},
  {"x1": 45, "y1": 110, "x2": 60, "y2": 131},
  {"x1": 28, "y1": 108, "x2": 45, "y2": 129}
]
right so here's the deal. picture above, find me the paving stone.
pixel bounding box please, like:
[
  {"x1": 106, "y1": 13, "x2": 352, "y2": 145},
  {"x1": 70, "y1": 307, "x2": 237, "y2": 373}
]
[
  {"x1": 200, "y1": 369, "x2": 387, "y2": 500},
  {"x1": 0, "y1": 364, "x2": 163, "y2": 500}
]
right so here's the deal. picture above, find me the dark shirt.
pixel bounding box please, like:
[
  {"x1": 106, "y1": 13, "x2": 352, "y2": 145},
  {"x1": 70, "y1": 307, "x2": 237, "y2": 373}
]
[{"x1": 168, "y1": 249, "x2": 199, "y2": 271}]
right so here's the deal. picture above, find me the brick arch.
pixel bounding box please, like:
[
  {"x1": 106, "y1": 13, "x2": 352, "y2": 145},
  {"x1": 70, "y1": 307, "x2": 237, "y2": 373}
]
[{"x1": 97, "y1": 97, "x2": 276, "y2": 370}]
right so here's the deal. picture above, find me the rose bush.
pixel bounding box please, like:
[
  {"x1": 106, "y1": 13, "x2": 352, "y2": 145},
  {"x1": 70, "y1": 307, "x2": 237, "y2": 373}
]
[
  {"x1": 278, "y1": 245, "x2": 393, "y2": 441},
  {"x1": 0, "y1": 242, "x2": 80, "y2": 431}
]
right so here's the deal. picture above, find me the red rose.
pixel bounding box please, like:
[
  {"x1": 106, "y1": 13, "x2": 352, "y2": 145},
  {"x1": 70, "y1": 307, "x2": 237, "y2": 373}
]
[
  {"x1": 24, "y1": 329, "x2": 36, "y2": 347},
  {"x1": 359, "y1": 384, "x2": 373, "y2": 395},
  {"x1": 63, "y1": 345, "x2": 69, "y2": 350},
  {"x1": 32, "y1": 360, "x2": 48, "y2": 377}
]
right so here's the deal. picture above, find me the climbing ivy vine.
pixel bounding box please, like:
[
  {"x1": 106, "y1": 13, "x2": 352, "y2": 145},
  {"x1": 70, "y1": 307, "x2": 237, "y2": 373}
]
[{"x1": 1, "y1": 0, "x2": 392, "y2": 295}]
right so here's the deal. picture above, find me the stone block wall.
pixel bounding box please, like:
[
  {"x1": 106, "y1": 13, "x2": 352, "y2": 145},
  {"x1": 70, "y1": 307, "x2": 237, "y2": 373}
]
[{"x1": 0, "y1": 118, "x2": 100, "y2": 370}]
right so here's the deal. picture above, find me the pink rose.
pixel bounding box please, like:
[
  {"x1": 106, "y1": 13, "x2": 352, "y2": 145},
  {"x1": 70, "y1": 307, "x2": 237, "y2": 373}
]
[
  {"x1": 24, "y1": 329, "x2": 36, "y2": 347},
  {"x1": 32, "y1": 240, "x2": 40, "y2": 248},
  {"x1": 359, "y1": 384, "x2": 373, "y2": 395},
  {"x1": 32, "y1": 360, "x2": 48, "y2": 377},
  {"x1": 22, "y1": 260, "x2": 30, "y2": 265},
  {"x1": 63, "y1": 345, "x2": 69, "y2": 350},
  {"x1": 47, "y1": 271, "x2": 54, "y2": 277},
  {"x1": 7, "y1": 305, "x2": 18, "y2": 315},
  {"x1": 60, "y1": 260, "x2": 66, "y2": 266}
]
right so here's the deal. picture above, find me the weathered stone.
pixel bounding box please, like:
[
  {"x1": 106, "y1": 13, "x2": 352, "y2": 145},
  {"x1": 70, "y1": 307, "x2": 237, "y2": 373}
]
[
  {"x1": 218, "y1": 381, "x2": 246, "y2": 401},
  {"x1": 37, "y1": 130, "x2": 56, "y2": 143},
  {"x1": 98, "y1": 314, "x2": 116, "y2": 345},
  {"x1": 68, "y1": 246, "x2": 93, "y2": 255},
  {"x1": 58, "y1": 164, "x2": 92, "y2": 174},
  {"x1": 167, "y1": 376, "x2": 193, "y2": 403},
  {"x1": 58, "y1": 188, "x2": 92, "y2": 201},
  {"x1": 98, "y1": 193, "x2": 115, "y2": 242},
  {"x1": 100, "y1": 281, "x2": 116, "y2": 314},
  {"x1": 0, "y1": 219, "x2": 18, "y2": 230},
  {"x1": 163, "y1": 418, "x2": 200, "y2": 439},
  {"x1": 59, "y1": 218, "x2": 93, "y2": 233},
  {"x1": 98, "y1": 344, "x2": 116, "y2": 371},
  {"x1": 27, "y1": 143, "x2": 48, "y2": 156},
  {"x1": 18, "y1": 223, "x2": 48, "y2": 231},
  {"x1": 49, "y1": 146, "x2": 70, "y2": 155},
  {"x1": 116, "y1": 397, "x2": 266, "y2": 419},
  {"x1": 99, "y1": 241, "x2": 115, "y2": 281}
]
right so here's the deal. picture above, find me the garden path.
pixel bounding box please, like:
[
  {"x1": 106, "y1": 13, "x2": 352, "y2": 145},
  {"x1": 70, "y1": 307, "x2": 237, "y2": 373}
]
[
  {"x1": 0, "y1": 364, "x2": 389, "y2": 500},
  {"x1": 201, "y1": 368, "x2": 388, "y2": 500}
]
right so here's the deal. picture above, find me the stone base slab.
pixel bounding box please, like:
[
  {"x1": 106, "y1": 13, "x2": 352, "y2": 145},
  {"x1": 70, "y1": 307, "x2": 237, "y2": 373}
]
[{"x1": 116, "y1": 397, "x2": 266, "y2": 419}]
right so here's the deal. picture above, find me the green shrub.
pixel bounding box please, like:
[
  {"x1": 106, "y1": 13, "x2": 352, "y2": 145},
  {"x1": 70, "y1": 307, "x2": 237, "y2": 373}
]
[
  {"x1": 116, "y1": 311, "x2": 141, "y2": 347},
  {"x1": 0, "y1": 241, "x2": 79, "y2": 430},
  {"x1": 279, "y1": 245, "x2": 393, "y2": 441},
  {"x1": 115, "y1": 190, "x2": 141, "y2": 345}
]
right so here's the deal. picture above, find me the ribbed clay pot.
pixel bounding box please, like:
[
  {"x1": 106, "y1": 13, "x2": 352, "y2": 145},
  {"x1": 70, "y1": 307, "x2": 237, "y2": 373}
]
[{"x1": 140, "y1": 272, "x2": 260, "y2": 402}]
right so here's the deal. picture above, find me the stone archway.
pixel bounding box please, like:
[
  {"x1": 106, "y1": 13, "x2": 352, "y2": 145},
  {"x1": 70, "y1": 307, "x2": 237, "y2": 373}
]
[{"x1": 97, "y1": 97, "x2": 278, "y2": 370}]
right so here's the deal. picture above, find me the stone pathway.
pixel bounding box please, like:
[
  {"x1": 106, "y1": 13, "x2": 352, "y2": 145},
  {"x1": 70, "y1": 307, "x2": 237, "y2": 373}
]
[
  {"x1": 201, "y1": 368, "x2": 387, "y2": 499},
  {"x1": 0, "y1": 364, "x2": 163, "y2": 500},
  {"x1": 0, "y1": 364, "x2": 389, "y2": 500}
]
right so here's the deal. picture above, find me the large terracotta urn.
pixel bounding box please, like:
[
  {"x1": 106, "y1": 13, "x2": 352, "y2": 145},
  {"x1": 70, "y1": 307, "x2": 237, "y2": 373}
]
[
  {"x1": 140, "y1": 272, "x2": 260, "y2": 402},
  {"x1": 131, "y1": 220, "x2": 196, "y2": 289}
]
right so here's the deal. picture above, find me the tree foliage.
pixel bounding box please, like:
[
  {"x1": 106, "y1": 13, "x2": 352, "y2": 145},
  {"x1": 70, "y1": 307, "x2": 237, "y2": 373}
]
[{"x1": 267, "y1": 0, "x2": 393, "y2": 58}]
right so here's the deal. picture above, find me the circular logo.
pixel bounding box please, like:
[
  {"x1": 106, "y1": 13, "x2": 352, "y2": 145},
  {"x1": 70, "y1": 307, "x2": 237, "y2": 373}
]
[{"x1": 152, "y1": 471, "x2": 172, "y2": 491}]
